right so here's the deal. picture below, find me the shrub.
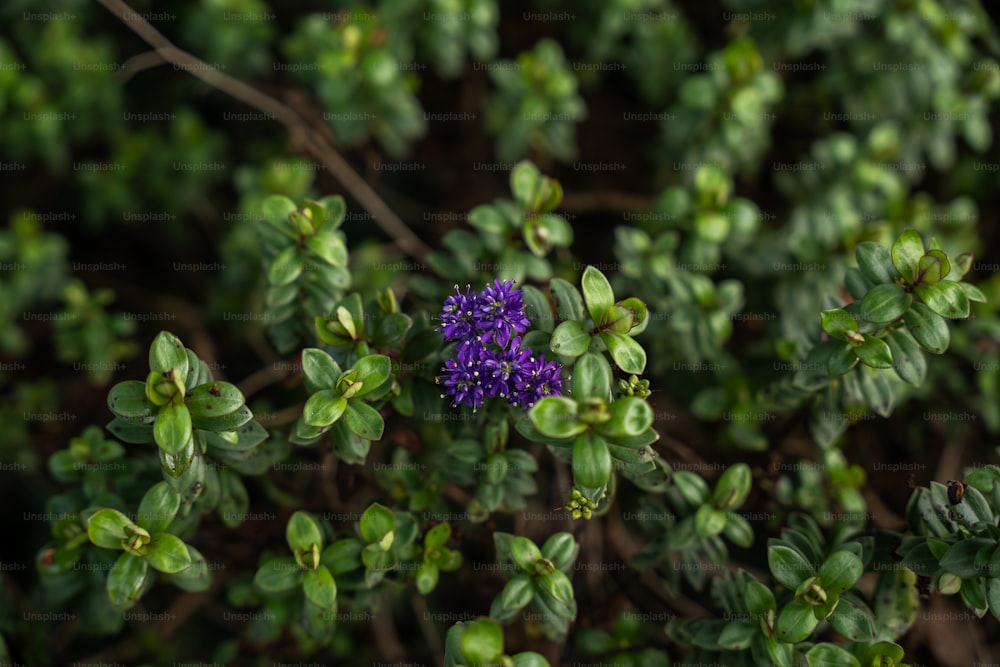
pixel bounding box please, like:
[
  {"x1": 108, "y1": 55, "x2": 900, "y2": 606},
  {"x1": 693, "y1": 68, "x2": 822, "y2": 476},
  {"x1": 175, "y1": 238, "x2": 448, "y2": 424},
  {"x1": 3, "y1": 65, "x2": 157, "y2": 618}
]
[{"x1": 1, "y1": 1, "x2": 999, "y2": 666}]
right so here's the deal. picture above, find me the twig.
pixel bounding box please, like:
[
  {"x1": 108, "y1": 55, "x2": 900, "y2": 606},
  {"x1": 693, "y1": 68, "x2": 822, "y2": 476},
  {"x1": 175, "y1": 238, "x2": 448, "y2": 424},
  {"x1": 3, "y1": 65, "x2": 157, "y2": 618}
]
[
  {"x1": 371, "y1": 591, "x2": 407, "y2": 662},
  {"x1": 96, "y1": 0, "x2": 432, "y2": 261},
  {"x1": 118, "y1": 49, "x2": 166, "y2": 82},
  {"x1": 559, "y1": 190, "x2": 655, "y2": 215},
  {"x1": 410, "y1": 592, "x2": 445, "y2": 665},
  {"x1": 236, "y1": 363, "x2": 290, "y2": 399}
]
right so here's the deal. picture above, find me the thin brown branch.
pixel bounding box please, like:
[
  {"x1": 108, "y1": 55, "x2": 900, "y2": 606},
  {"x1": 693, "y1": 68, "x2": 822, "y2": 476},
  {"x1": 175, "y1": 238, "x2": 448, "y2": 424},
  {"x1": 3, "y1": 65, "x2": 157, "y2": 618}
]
[
  {"x1": 559, "y1": 190, "x2": 655, "y2": 215},
  {"x1": 236, "y1": 363, "x2": 289, "y2": 399},
  {"x1": 118, "y1": 49, "x2": 166, "y2": 82},
  {"x1": 97, "y1": 0, "x2": 432, "y2": 261}
]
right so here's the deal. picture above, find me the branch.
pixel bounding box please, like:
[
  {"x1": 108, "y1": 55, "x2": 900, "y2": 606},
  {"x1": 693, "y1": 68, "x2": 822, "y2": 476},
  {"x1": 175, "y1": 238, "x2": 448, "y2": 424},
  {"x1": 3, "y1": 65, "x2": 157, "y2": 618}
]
[{"x1": 97, "y1": 0, "x2": 432, "y2": 261}]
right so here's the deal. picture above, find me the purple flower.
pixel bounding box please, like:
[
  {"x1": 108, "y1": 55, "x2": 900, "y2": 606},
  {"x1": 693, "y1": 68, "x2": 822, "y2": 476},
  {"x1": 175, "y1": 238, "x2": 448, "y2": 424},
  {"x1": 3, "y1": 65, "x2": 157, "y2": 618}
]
[
  {"x1": 438, "y1": 340, "x2": 489, "y2": 410},
  {"x1": 438, "y1": 285, "x2": 476, "y2": 342},
  {"x1": 437, "y1": 279, "x2": 562, "y2": 412},
  {"x1": 512, "y1": 353, "x2": 564, "y2": 408},
  {"x1": 473, "y1": 279, "x2": 532, "y2": 347},
  {"x1": 482, "y1": 336, "x2": 533, "y2": 399}
]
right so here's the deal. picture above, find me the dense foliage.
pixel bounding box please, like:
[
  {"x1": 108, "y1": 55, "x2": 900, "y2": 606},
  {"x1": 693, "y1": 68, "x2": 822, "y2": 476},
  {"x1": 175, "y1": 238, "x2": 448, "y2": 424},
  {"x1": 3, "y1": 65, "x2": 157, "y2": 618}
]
[{"x1": 2, "y1": 1, "x2": 1000, "y2": 666}]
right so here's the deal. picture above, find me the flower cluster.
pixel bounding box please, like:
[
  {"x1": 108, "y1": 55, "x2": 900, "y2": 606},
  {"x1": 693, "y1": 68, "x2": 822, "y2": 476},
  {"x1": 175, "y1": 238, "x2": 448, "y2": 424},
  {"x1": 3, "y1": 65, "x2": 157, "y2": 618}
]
[{"x1": 437, "y1": 280, "x2": 564, "y2": 411}]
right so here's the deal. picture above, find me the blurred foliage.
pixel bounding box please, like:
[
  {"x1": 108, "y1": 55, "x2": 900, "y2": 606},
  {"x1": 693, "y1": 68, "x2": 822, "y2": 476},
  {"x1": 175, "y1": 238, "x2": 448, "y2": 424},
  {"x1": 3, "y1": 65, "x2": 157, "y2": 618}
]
[{"x1": 1, "y1": 0, "x2": 999, "y2": 666}]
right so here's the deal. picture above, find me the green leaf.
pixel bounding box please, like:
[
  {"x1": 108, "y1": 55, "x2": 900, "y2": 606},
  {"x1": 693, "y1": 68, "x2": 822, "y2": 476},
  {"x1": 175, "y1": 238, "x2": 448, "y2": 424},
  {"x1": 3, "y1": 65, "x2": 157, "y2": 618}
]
[
  {"x1": 185, "y1": 382, "x2": 245, "y2": 418},
  {"x1": 106, "y1": 417, "x2": 154, "y2": 444},
  {"x1": 550, "y1": 320, "x2": 591, "y2": 358},
  {"x1": 351, "y1": 355, "x2": 392, "y2": 396},
  {"x1": 511, "y1": 161, "x2": 543, "y2": 210},
  {"x1": 500, "y1": 573, "x2": 535, "y2": 610},
  {"x1": 723, "y1": 513, "x2": 754, "y2": 547},
  {"x1": 528, "y1": 397, "x2": 586, "y2": 439},
  {"x1": 959, "y1": 281, "x2": 987, "y2": 303},
  {"x1": 860, "y1": 283, "x2": 912, "y2": 323},
  {"x1": 424, "y1": 523, "x2": 451, "y2": 551},
  {"x1": 571, "y1": 352, "x2": 612, "y2": 401},
  {"x1": 572, "y1": 432, "x2": 612, "y2": 489},
  {"x1": 986, "y1": 579, "x2": 1000, "y2": 622},
  {"x1": 254, "y1": 557, "x2": 303, "y2": 592},
  {"x1": 359, "y1": 503, "x2": 395, "y2": 544},
  {"x1": 361, "y1": 542, "x2": 397, "y2": 572},
  {"x1": 538, "y1": 569, "x2": 574, "y2": 604},
  {"x1": 510, "y1": 536, "x2": 544, "y2": 572},
  {"x1": 261, "y1": 195, "x2": 298, "y2": 238},
  {"x1": 165, "y1": 543, "x2": 211, "y2": 592},
  {"x1": 343, "y1": 400, "x2": 385, "y2": 440},
  {"x1": 107, "y1": 552, "x2": 149, "y2": 608},
  {"x1": 521, "y1": 284, "x2": 554, "y2": 333},
  {"x1": 873, "y1": 568, "x2": 918, "y2": 639},
  {"x1": 940, "y1": 538, "x2": 995, "y2": 578},
  {"x1": 855, "y1": 242, "x2": 898, "y2": 285},
  {"x1": 468, "y1": 204, "x2": 510, "y2": 234},
  {"x1": 694, "y1": 211, "x2": 730, "y2": 243},
  {"x1": 461, "y1": 618, "x2": 505, "y2": 667},
  {"x1": 144, "y1": 533, "x2": 193, "y2": 573},
  {"x1": 845, "y1": 267, "x2": 875, "y2": 300},
  {"x1": 891, "y1": 229, "x2": 924, "y2": 283},
  {"x1": 287, "y1": 511, "x2": 324, "y2": 554},
  {"x1": 550, "y1": 278, "x2": 586, "y2": 322},
  {"x1": 854, "y1": 335, "x2": 893, "y2": 369},
  {"x1": 268, "y1": 245, "x2": 303, "y2": 286},
  {"x1": 415, "y1": 562, "x2": 440, "y2": 595},
  {"x1": 300, "y1": 349, "x2": 343, "y2": 393},
  {"x1": 672, "y1": 471, "x2": 711, "y2": 508},
  {"x1": 820, "y1": 309, "x2": 859, "y2": 342},
  {"x1": 303, "y1": 390, "x2": 348, "y2": 427},
  {"x1": 776, "y1": 598, "x2": 820, "y2": 642},
  {"x1": 694, "y1": 505, "x2": 728, "y2": 538},
  {"x1": 903, "y1": 301, "x2": 950, "y2": 353},
  {"x1": 188, "y1": 403, "x2": 253, "y2": 432},
  {"x1": 322, "y1": 538, "x2": 364, "y2": 575},
  {"x1": 600, "y1": 331, "x2": 647, "y2": 374},
  {"x1": 768, "y1": 543, "x2": 815, "y2": 589},
  {"x1": 87, "y1": 509, "x2": 140, "y2": 550},
  {"x1": 712, "y1": 463, "x2": 752, "y2": 511},
  {"x1": 153, "y1": 403, "x2": 192, "y2": 455},
  {"x1": 581, "y1": 266, "x2": 615, "y2": 326},
  {"x1": 599, "y1": 397, "x2": 654, "y2": 440},
  {"x1": 745, "y1": 579, "x2": 776, "y2": 616},
  {"x1": 917, "y1": 249, "x2": 950, "y2": 285},
  {"x1": 818, "y1": 551, "x2": 863, "y2": 594},
  {"x1": 303, "y1": 565, "x2": 338, "y2": 609},
  {"x1": 305, "y1": 230, "x2": 347, "y2": 267},
  {"x1": 915, "y1": 280, "x2": 970, "y2": 319},
  {"x1": 540, "y1": 533, "x2": 578, "y2": 572},
  {"x1": 318, "y1": 195, "x2": 346, "y2": 228},
  {"x1": 827, "y1": 342, "x2": 859, "y2": 376},
  {"x1": 856, "y1": 364, "x2": 893, "y2": 417},
  {"x1": 217, "y1": 468, "x2": 250, "y2": 528},
  {"x1": 510, "y1": 652, "x2": 551, "y2": 667},
  {"x1": 148, "y1": 331, "x2": 189, "y2": 377},
  {"x1": 718, "y1": 620, "x2": 756, "y2": 649},
  {"x1": 885, "y1": 328, "x2": 927, "y2": 386},
  {"x1": 827, "y1": 594, "x2": 876, "y2": 641},
  {"x1": 107, "y1": 381, "x2": 156, "y2": 420},
  {"x1": 136, "y1": 482, "x2": 180, "y2": 533},
  {"x1": 806, "y1": 643, "x2": 861, "y2": 667}
]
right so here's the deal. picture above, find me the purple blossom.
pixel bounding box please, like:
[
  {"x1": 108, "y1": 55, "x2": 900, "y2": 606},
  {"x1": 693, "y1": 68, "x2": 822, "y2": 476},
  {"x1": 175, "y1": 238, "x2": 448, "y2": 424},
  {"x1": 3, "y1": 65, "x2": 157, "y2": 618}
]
[
  {"x1": 437, "y1": 280, "x2": 562, "y2": 411},
  {"x1": 438, "y1": 285, "x2": 476, "y2": 342},
  {"x1": 439, "y1": 340, "x2": 488, "y2": 410},
  {"x1": 512, "y1": 352, "x2": 564, "y2": 408},
  {"x1": 482, "y1": 336, "x2": 533, "y2": 399},
  {"x1": 473, "y1": 279, "x2": 532, "y2": 347}
]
